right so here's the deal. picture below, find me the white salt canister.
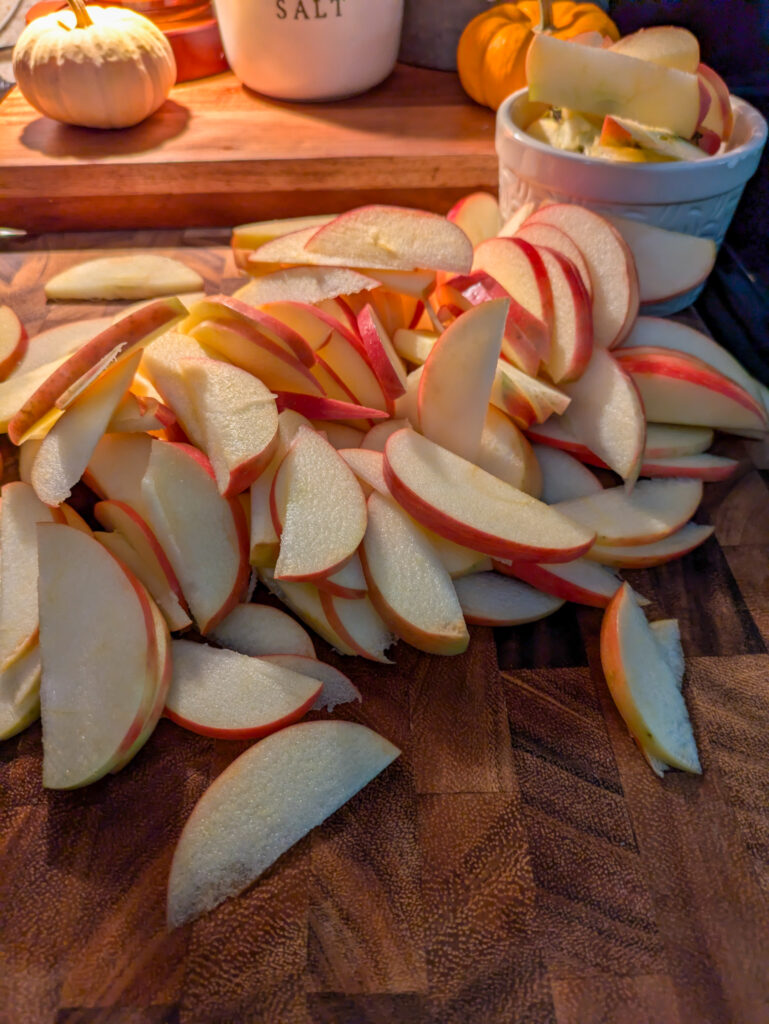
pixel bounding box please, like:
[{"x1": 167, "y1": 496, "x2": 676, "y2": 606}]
[{"x1": 214, "y1": 0, "x2": 404, "y2": 101}]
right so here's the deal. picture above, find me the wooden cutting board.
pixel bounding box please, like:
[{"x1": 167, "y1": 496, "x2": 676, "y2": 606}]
[
  {"x1": 0, "y1": 66, "x2": 498, "y2": 232},
  {"x1": 1, "y1": 236, "x2": 769, "y2": 1024}
]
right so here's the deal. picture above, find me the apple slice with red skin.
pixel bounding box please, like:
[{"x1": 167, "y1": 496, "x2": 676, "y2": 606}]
[
  {"x1": 165, "y1": 640, "x2": 321, "y2": 741},
  {"x1": 339, "y1": 447, "x2": 390, "y2": 497},
  {"x1": 140, "y1": 331, "x2": 211, "y2": 445},
  {"x1": 643, "y1": 423, "x2": 714, "y2": 458},
  {"x1": 0, "y1": 482, "x2": 65, "y2": 672},
  {"x1": 271, "y1": 426, "x2": 367, "y2": 583},
  {"x1": 418, "y1": 299, "x2": 507, "y2": 462},
  {"x1": 182, "y1": 295, "x2": 314, "y2": 367},
  {"x1": 260, "y1": 654, "x2": 361, "y2": 712},
  {"x1": 0, "y1": 306, "x2": 28, "y2": 381},
  {"x1": 614, "y1": 347, "x2": 768, "y2": 434},
  {"x1": 8, "y1": 298, "x2": 186, "y2": 445},
  {"x1": 384, "y1": 428, "x2": 594, "y2": 564},
  {"x1": 356, "y1": 305, "x2": 407, "y2": 402},
  {"x1": 11, "y1": 317, "x2": 113, "y2": 379},
  {"x1": 0, "y1": 354, "x2": 71, "y2": 432},
  {"x1": 315, "y1": 552, "x2": 368, "y2": 600},
  {"x1": 319, "y1": 591, "x2": 396, "y2": 663},
  {"x1": 84, "y1": 432, "x2": 153, "y2": 512},
  {"x1": 600, "y1": 583, "x2": 700, "y2": 773},
  {"x1": 38, "y1": 523, "x2": 164, "y2": 788},
  {"x1": 30, "y1": 349, "x2": 143, "y2": 507},
  {"x1": 453, "y1": 572, "x2": 564, "y2": 625},
  {"x1": 0, "y1": 644, "x2": 42, "y2": 741},
  {"x1": 586, "y1": 521, "x2": 714, "y2": 568},
  {"x1": 360, "y1": 491, "x2": 469, "y2": 656},
  {"x1": 535, "y1": 246, "x2": 593, "y2": 384},
  {"x1": 514, "y1": 223, "x2": 593, "y2": 299},
  {"x1": 533, "y1": 445, "x2": 603, "y2": 504},
  {"x1": 697, "y1": 63, "x2": 733, "y2": 142},
  {"x1": 478, "y1": 406, "x2": 542, "y2": 496},
  {"x1": 141, "y1": 441, "x2": 250, "y2": 634},
  {"x1": 361, "y1": 419, "x2": 410, "y2": 453},
  {"x1": 638, "y1": 452, "x2": 738, "y2": 481},
  {"x1": 274, "y1": 393, "x2": 388, "y2": 423},
  {"x1": 207, "y1": 602, "x2": 315, "y2": 659},
  {"x1": 313, "y1": 330, "x2": 389, "y2": 413},
  {"x1": 553, "y1": 479, "x2": 703, "y2": 547},
  {"x1": 523, "y1": 204, "x2": 638, "y2": 349},
  {"x1": 303, "y1": 205, "x2": 473, "y2": 274},
  {"x1": 495, "y1": 556, "x2": 624, "y2": 608},
  {"x1": 447, "y1": 192, "x2": 501, "y2": 247},
  {"x1": 490, "y1": 359, "x2": 571, "y2": 429},
  {"x1": 258, "y1": 568, "x2": 357, "y2": 656},
  {"x1": 167, "y1": 720, "x2": 400, "y2": 927}
]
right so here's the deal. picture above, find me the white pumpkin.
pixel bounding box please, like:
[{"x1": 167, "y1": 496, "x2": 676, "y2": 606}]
[{"x1": 12, "y1": 0, "x2": 177, "y2": 130}]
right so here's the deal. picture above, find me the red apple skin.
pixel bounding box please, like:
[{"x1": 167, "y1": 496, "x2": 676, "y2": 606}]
[
  {"x1": 599, "y1": 116, "x2": 634, "y2": 147},
  {"x1": 0, "y1": 306, "x2": 29, "y2": 381},
  {"x1": 524, "y1": 425, "x2": 595, "y2": 461},
  {"x1": 697, "y1": 63, "x2": 734, "y2": 140},
  {"x1": 314, "y1": 567, "x2": 367, "y2": 600},
  {"x1": 219, "y1": 434, "x2": 280, "y2": 499},
  {"x1": 356, "y1": 305, "x2": 407, "y2": 401},
  {"x1": 311, "y1": 353, "x2": 362, "y2": 405},
  {"x1": 495, "y1": 559, "x2": 617, "y2": 609},
  {"x1": 184, "y1": 295, "x2": 315, "y2": 366},
  {"x1": 274, "y1": 392, "x2": 389, "y2": 422},
  {"x1": 317, "y1": 590, "x2": 393, "y2": 664},
  {"x1": 696, "y1": 129, "x2": 722, "y2": 156},
  {"x1": 163, "y1": 682, "x2": 322, "y2": 741},
  {"x1": 697, "y1": 76, "x2": 712, "y2": 126},
  {"x1": 638, "y1": 457, "x2": 738, "y2": 482},
  {"x1": 588, "y1": 526, "x2": 714, "y2": 569},
  {"x1": 8, "y1": 298, "x2": 185, "y2": 445},
  {"x1": 537, "y1": 247, "x2": 594, "y2": 383}
]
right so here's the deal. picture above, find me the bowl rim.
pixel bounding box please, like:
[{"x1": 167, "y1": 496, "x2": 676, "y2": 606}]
[{"x1": 497, "y1": 87, "x2": 768, "y2": 175}]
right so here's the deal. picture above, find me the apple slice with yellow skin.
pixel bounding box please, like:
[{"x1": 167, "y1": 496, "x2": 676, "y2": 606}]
[
  {"x1": 260, "y1": 654, "x2": 361, "y2": 712},
  {"x1": 167, "y1": 720, "x2": 400, "y2": 927},
  {"x1": 384, "y1": 428, "x2": 594, "y2": 564},
  {"x1": 453, "y1": 572, "x2": 564, "y2": 626},
  {"x1": 496, "y1": 556, "x2": 626, "y2": 608},
  {"x1": 30, "y1": 350, "x2": 142, "y2": 507},
  {"x1": 0, "y1": 644, "x2": 42, "y2": 741},
  {"x1": 258, "y1": 568, "x2": 357, "y2": 656},
  {"x1": 0, "y1": 482, "x2": 65, "y2": 672},
  {"x1": 586, "y1": 522, "x2": 714, "y2": 569},
  {"x1": 360, "y1": 491, "x2": 469, "y2": 656},
  {"x1": 554, "y1": 479, "x2": 703, "y2": 547},
  {"x1": 38, "y1": 524, "x2": 164, "y2": 788},
  {"x1": 271, "y1": 426, "x2": 367, "y2": 583},
  {"x1": 477, "y1": 407, "x2": 542, "y2": 496},
  {"x1": 418, "y1": 299, "x2": 507, "y2": 462},
  {"x1": 207, "y1": 602, "x2": 315, "y2": 659},
  {"x1": 532, "y1": 445, "x2": 603, "y2": 504},
  {"x1": 45, "y1": 255, "x2": 202, "y2": 301},
  {"x1": 447, "y1": 192, "x2": 501, "y2": 248},
  {"x1": 319, "y1": 592, "x2": 396, "y2": 664},
  {"x1": 8, "y1": 298, "x2": 186, "y2": 445},
  {"x1": 164, "y1": 640, "x2": 321, "y2": 741},
  {"x1": 140, "y1": 442, "x2": 250, "y2": 635},
  {"x1": 0, "y1": 306, "x2": 28, "y2": 381},
  {"x1": 600, "y1": 583, "x2": 700, "y2": 773}
]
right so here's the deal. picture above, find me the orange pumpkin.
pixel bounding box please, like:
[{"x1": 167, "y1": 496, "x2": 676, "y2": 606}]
[{"x1": 457, "y1": 1, "x2": 620, "y2": 111}]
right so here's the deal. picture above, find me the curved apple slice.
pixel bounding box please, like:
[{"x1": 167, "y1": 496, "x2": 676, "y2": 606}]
[
  {"x1": 360, "y1": 491, "x2": 468, "y2": 656},
  {"x1": 609, "y1": 25, "x2": 699, "y2": 72},
  {"x1": 453, "y1": 572, "x2": 564, "y2": 625},
  {"x1": 514, "y1": 223, "x2": 592, "y2": 299},
  {"x1": 261, "y1": 654, "x2": 361, "y2": 712},
  {"x1": 258, "y1": 568, "x2": 356, "y2": 656},
  {"x1": 319, "y1": 592, "x2": 396, "y2": 664},
  {"x1": 536, "y1": 247, "x2": 593, "y2": 384},
  {"x1": 45, "y1": 255, "x2": 202, "y2": 301},
  {"x1": 639, "y1": 453, "x2": 738, "y2": 481},
  {"x1": 0, "y1": 644, "x2": 42, "y2": 741},
  {"x1": 167, "y1": 720, "x2": 400, "y2": 927},
  {"x1": 165, "y1": 640, "x2": 321, "y2": 740},
  {"x1": 384, "y1": 428, "x2": 594, "y2": 564},
  {"x1": 0, "y1": 306, "x2": 28, "y2": 381},
  {"x1": 12, "y1": 317, "x2": 113, "y2": 379},
  {"x1": 356, "y1": 305, "x2": 407, "y2": 401},
  {"x1": 533, "y1": 445, "x2": 603, "y2": 504},
  {"x1": 499, "y1": 556, "x2": 628, "y2": 609},
  {"x1": 338, "y1": 447, "x2": 389, "y2": 497},
  {"x1": 644, "y1": 423, "x2": 714, "y2": 458},
  {"x1": 207, "y1": 602, "x2": 315, "y2": 659},
  {"x1": 316, "y1": 553, "x2": 367, "y2": 600},
  {"x1": 601, "y1": 584, "x2": 700, "y2": 773},
  {"x1": 477, "y1": 407, "x2": 542, "y2": 496},
  {"x1": 586, "y1": 522, "x2": 714, "y2": 568},
  {"x1": 447, "y1": 192, "x2": 501, "y2": 247}
]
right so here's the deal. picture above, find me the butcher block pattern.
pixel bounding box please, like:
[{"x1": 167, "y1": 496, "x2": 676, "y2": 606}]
[{"x1": 1, "y1": 237, "x2": 768, "y2": 1024}]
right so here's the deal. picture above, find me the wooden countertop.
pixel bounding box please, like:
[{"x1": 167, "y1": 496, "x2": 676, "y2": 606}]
[
  {"x1": 1, "y1": 233, "x2": 768, "y2": 1024},
  {"x1": 0, "y1": 66, "x2": 498, "y2": 232}
]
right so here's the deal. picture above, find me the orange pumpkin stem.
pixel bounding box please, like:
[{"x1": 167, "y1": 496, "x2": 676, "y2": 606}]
[
  {"x1": 537, "y1": 0, "x2": 554, "y2": 32},
  {"x1": 66, "y1": 0, "x2": 93, "y2": 28}
]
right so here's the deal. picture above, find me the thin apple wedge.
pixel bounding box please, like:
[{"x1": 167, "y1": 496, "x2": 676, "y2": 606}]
[
  {"x1": 536, "y1": 246, "x2": 593, "y2": 384},
  {"x1": 84, "y1": 432, "x2": 153, "y2": 510},
  {"x1": 384, "y1": 428, "x2": 594, "y2": 563},
  {"x1": 139, "y1": 331, "x2": 211, "y2": 445},
  {"x1": 586, "y1": 522, "x2": 714, "y2": 568},
  {"x1": 533, "y1": 445, "x2": 603, "y2": 504},
  {"x1": 182, "y1": 296, "x2": 315, "y2": 367},
  {"x1": 478, "y1": 406, "x2": 542, "y2": 496},
  {"x1": 609, "y1": 24, "x2": 700, "y2": 71},
  {"x1": 260, "y1": 655, "x2": 361, "y2": 712},
  {"x1": 639, "y1": 453, "x2": 738, "y2": 481},
  {"x1": 235, "y1": 267, "x2": 381, "y2": 308},
  {"x1": 497, "y1": 556, "x2": 626, "y2": 608},
  {"x1": 167, "y1": 720, "x2": 400, "y2": 927},
  {"x1": 643, "y1": 423, "x2": 714, "y2": 458},
  {"x1": 392, "y1": 329, "x2": 439, "y2": 368},
  {"x1": 360, "y1": 491, "x2": 469, "y2": 656},
  {"x1": 45, "y1": 255, "x2": 202, "y2": 301},
  {"x1": 453, "y1": 572, "x2": 564, "y2": 625},
  {"x1": 165, "y1": 640, "x2": 321, "y2": 741},
  {"x1": 316, "y1": 553, "x2": 367, "y2": 599},
  {"x1": 490, "y1": 360, "x2": 570, "y2": 428},
  {"x1": 274, "y1": 393, "x2": 388, "y2": 423},
  {"x1": 271, "y1": 426, "x2": 367, "y2": 583},
  {"x1": 418, "y1": 299, "x2": 507, "y2": 461},
  {"x1": 554, "y1": 479, "x2": 703, "y2": 546},
  {"x1": 514, "y1": 223, "x2": 593, "y2": 299},
  {"x1": 600, "y1": 583, "x2": 700, "y2": 773},
  {"x1": 12, "y1": 317, "x2": 114, "y2": 378},
  {"x1": 232, "y1": 213, "x2": 335, "y2": 251},
  {"x1": 319, "y1": 592, "x2": 396, "y2": 663},
  {"x1": 356, "y1": 305, "x2": 407, "y2": 402},
  {"x1": 339, "y1": 447, "x2": 390, "y2": 497},
  {"x1": 258, "y1": 568, "x2": 357, "y2": 656},
  {"x1": 447, "y1": 192, "x2": 501, "y2": 247},
  {"x1": 207, "y1": 603, "x2": 315, "y2": 659},
  {"x1": 0, "y1": 306, "x2": 28, "y2": 381},
  {"x1": 0, "y1": 644, "x2": 42, "y2": 741}
]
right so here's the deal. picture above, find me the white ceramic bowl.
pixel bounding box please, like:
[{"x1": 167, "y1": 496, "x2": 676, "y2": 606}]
[{"x1": 496, "y1": 88, "x2": 768, "y2": 313}]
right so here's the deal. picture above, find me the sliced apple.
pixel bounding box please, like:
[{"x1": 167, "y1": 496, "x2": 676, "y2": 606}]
[
  {"x1": 477, "y1": 406, "x2": 542, "y2": 496},
  {"x1": 45, "y1": 255, "x2": 202, "y2": 301},
  {"x1": 554, "y1": 479, "x2": 703, "y2": 546},
  {"x1": 418, "y1": 299, "x2": 507, "y2": 462},
  {"x1": 139, "y1": 331, "x2": 211, "y2": 445},
  {"x1": 258, "y1": 568, "x2": 357, "y2": 655},
  {"x1": 8, "y1": 298, "x2": 186, "y2": 445},
  {"x1": 392, "y1": 329, "x2": 439, "y2": 368},
  {"x1": 514, "y1": 224, "x2": 592, "y2": 300},
  {"x1": 313, "y1": 330, "x2": 389, "y2": 413},
  {"x1": 29, "y1": 350, "x2": 142, "y2": 507},
  {"x1": 644, "y1": 423, "x2": 714, "y2": 458},
  {"x1": 587, "y1": 521, "x2": 714, "y2": 568},
  {"x1": 182, "y1": 296, "x2": 315, "y2": 367},
  {"x1": 260, "y1": 654, "x2": 361, "y2": 712},
  {"x1": 356, "y1": 305, "x2": 407, "y2": 401},
  {"x1": 316, "y1": 553, "x2": 367, "y2": 600},
  {"x1": 601, "y1": 116, "x2": 707, "y2": 162},
  {"x1": 0, "y1": 355, "x2": 71, "y2": 433},
  {"x1": 235, "y1": 267, "x2": 380, "y2": 308},
  {"x1": 12, "y1": 317, "x2": 114, "y2": 378},
  {"x1": 207, "y1": 602, "x2": 315, "y2": 659},
  {"x1": 360, "y1": 491, "x2": 469, "y2": 656},
  {"x1": 232, "y1": 213, "x2": 335, "y2": 250},
  {"x1": 498, "y1": 557, "x2": 624, "y2": 608},
  {"x1": 600, "y1": 583, "x2": 700, "y2": 772},
  {"x1": 108, "y1": 392, "x2": 173, "y2": 434},
  {"x1": 0, "y1": 306, "x2": 28, "y2": 381},
  {"x1": 339, "y1": 447, "x2": 390, "y2": 497},
  {"x1": 140, "y1": 441, "x2": 250, "y2": 634},
  {"x1": 0, "y1": 644, "x2": 42, "y2": 741},
  {"x1": 165, "y1": 640, "x2": 320, "y2": 741},
  {"x1": 527, "y1": 33, "x2": 701, "y2": 138},
  {"x1": 639, "y1": 452, "x2": 738, "y2": 481},
  {"x1": 490, "y1": 359, "x2": 570, "y2": 428},
  {"x1": 533, "y1": 445, "x2": 603, "y2": 504},
  {"x1": 84, "y1": 432, "x2": 153, "y2": 509},
  {"x1": 167, "y1": 720, "x2": 399, "y2": 927},
  {"x1": 453, "y1": 572, "x2": 564, "y2": 625},
  {"x1": 274, "y1": 393, "x2": 388, "y2": 423},
  {"x1": 447, "y1": 192, "x2": 502, "y2": 248},
  {"x1": 319, "y1": 592, "x2": 395, "y2": 664},
  {"x1": 316, "y1": 422, "x2": 365, "y2": 450},
  {"x1": 698, "y1": 63, "x2": 734, "y2": 142},
  {"x1": 303, "y1": 205, "x2": 473, "y2": 274},
  {"x1": 271, "y1": 426, "x2": 367, "y2": 582},
  {"x1": 536, "y1": 246, "x2": 593, "y2": 384},
  {"x1": 59, "y1": 502, "x2": 91, "y2": 535},
  {"x1": 384, "y1": 428, "x2": 594, "y2": 563},
  {"x1": 609, "y1": 25, "x2": 699, "y2": 72}
]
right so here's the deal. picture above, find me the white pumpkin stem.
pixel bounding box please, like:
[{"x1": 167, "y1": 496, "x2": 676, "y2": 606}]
[
  {"x1": 66, "y1": 0, "x2": 93, "y2": 28},
  {"x1": 537, "y1": 0, "x2": 554, "y2": 33}
]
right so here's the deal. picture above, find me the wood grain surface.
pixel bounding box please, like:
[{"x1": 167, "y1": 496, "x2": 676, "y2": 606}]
[
  {"x1": 0, "y1": 66, "x2": 497, "y2": 232},
  {"x1": 1, "y1": 238, "x2": 768, "y2": 1024}
]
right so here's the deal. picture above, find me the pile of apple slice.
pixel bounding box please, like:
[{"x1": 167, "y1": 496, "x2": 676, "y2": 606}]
[{"x1": 0, "y1": 195, "x2": 767, "y2": 925}]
